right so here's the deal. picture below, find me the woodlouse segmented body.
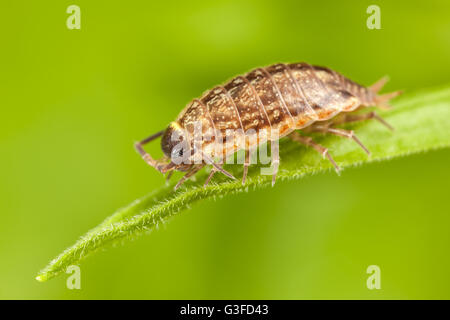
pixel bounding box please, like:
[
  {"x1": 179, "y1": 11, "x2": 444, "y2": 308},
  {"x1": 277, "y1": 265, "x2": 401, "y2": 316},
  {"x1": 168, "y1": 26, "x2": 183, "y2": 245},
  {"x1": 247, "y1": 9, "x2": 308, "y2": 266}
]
[
  {"x1": 135, "y1": 62, "x2": 401, "y2": 189},
  {"x1": 173, "y1": 63, "x2": 371, "y2": 153}
]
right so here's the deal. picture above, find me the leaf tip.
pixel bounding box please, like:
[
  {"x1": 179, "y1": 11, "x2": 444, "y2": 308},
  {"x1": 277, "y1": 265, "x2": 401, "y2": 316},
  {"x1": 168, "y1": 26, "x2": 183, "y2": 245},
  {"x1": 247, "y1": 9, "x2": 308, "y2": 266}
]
[{"x1": 35, "y1": 274, "x2": 47, "y2": 283}]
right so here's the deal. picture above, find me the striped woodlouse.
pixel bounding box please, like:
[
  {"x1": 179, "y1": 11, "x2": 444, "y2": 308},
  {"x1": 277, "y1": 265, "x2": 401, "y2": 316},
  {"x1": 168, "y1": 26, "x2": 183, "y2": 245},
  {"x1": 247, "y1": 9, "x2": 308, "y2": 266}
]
[{"x1": 135, "y1": 62, "x2": 402, "y2": 189}]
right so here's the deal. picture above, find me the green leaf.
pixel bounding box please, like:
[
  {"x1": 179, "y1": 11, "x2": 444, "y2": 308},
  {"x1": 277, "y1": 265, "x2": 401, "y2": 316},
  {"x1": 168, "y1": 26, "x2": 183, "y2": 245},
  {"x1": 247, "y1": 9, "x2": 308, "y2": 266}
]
[{"x1": 36, "y1": 84, "x2": 450, "y2": 282}]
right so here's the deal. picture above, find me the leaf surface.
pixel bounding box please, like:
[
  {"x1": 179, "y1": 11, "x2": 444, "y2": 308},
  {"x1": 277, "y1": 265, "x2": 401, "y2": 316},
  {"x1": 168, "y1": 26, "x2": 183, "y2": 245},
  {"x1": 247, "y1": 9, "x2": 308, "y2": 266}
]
[{"x1": 36, "y1": 85, "x2": 450, "y2": 282}]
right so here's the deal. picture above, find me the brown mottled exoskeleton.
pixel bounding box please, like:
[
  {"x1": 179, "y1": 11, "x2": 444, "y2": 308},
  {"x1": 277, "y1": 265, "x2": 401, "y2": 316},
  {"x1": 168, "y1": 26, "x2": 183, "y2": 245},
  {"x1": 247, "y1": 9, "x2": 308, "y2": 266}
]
[{"x1": 135, "y1": 62, "x2": 401, "y2": 189}]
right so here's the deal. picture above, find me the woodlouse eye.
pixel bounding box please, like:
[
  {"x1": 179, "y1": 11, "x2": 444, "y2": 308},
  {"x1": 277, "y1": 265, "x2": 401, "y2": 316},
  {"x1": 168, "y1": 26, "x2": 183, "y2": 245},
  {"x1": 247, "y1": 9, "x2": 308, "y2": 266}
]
[
  {"x1": 161, "y1": 124, "x2": 184, "y2": 158},
  {"x1": 170, "y1": 142, "x2": 190, "y2": 165}
]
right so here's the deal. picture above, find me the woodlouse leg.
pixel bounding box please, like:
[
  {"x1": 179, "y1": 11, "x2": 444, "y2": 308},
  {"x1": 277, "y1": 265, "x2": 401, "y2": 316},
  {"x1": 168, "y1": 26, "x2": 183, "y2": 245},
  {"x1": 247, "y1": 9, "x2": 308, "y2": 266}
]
[
  {"x1": 331, "y1": 111, "x2": 394, "y2": 131},
  {"x1": 175, "y1": 165, "x2": 205, "y2": 190},
  {"x1": 309, "y1": 126, "x2": 371, "y2": 156},
  {"x1": 203, "y1": 160, "x2": 222, "y2": 186},
  {"x1": 165, "y1": 170, "x2": 174, "y2": 185},
  {"x1": 271, "y1": 141, "x2": 280, "y2": 186},
  {"x1": 288, "y1": 131, "x2": 340, "y2": 173},
  {"x1": 242, "y1": 150, "x2": 250, "y2": 185},
  {"x1": 202, "y1": 153, "x2": 236, "y2": 180},
  {"x1": 242, "y1": 149, "x2": 255, "y2": 185},
  {"x1": 204, "y1": 168, "x2": 217, "y2": 186},
  {"x1": 203, "y1": 153, "x2": 238, "y2": 186},
  {"x1": 201, "y1": 152, "x2": 236, "y2": 181}
]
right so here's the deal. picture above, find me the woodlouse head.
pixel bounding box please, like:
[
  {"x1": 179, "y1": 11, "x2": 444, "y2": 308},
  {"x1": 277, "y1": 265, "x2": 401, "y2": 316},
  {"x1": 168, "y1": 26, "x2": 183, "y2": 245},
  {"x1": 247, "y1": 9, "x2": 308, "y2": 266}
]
[{"x1": 160, "y1": 122, "x2": 192, "y2": 172}]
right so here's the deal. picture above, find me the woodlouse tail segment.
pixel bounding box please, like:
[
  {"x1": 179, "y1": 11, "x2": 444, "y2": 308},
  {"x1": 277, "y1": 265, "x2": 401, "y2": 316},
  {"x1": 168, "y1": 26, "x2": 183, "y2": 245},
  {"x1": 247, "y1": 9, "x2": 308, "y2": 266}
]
[
  {"x1": 375, "y1": 90, "x2": 403, "y2": 110},
  {"x1": 370, "y1": 75, "x2": 390, "y2": 93},
  {"x1": 369, "y1": 75, "x2": 403, "y2": 110}
]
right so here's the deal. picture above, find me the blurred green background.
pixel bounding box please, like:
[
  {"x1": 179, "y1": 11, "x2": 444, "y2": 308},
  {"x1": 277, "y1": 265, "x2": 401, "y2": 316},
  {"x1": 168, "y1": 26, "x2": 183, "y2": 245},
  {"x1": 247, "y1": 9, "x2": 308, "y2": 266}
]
[{"x1": 1, "y1": 0, "x2": 449, "y2": 299}]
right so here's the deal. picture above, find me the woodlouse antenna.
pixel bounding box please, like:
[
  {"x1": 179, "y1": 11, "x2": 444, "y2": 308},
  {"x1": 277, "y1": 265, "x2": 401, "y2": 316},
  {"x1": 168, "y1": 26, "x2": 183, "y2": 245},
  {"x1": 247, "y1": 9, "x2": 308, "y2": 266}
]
[{"x1": 135, "y1": 130, "x2": 173, "y2": 173}]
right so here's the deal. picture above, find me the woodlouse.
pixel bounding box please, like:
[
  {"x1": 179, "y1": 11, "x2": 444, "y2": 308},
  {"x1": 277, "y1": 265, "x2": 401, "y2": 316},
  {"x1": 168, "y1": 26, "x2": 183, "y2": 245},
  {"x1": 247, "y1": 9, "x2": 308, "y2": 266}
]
[{"x1": 135, "y1": 62, "x2": 401, "y2": 189}]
